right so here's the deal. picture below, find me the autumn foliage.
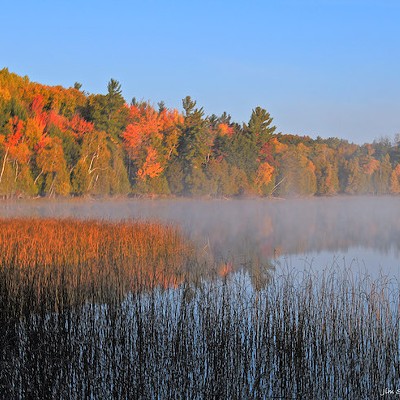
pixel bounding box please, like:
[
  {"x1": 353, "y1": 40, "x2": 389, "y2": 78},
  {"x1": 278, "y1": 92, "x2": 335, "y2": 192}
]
[{"x1": 1, "y1": 68, "x2": 400, "y2": 198}]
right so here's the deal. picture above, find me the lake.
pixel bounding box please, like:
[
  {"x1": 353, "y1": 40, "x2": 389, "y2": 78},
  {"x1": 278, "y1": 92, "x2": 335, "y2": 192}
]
[
  {"x1": 1, "y1": 195, "x2": 399, "y2": 280},
  {"x1": 1, "y1": 196, "x2": 399, "y2": 399}
]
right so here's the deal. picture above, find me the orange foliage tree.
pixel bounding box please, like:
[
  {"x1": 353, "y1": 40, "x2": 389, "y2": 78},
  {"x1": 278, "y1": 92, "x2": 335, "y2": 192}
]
[{"x1": 123, "y1": 103, "x2": 183, "y2": 192}]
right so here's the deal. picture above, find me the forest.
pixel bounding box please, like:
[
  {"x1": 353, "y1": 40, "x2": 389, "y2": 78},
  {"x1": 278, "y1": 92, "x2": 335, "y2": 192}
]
[{"x1": 1, "y1": 67, "x2": 399, "y2": 198}]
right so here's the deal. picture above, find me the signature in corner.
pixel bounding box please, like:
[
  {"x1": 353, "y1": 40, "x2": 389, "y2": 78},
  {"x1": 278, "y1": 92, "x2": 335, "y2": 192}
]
[{"x1": 380, "y1": 388, "x2": 400, "y2": 397}]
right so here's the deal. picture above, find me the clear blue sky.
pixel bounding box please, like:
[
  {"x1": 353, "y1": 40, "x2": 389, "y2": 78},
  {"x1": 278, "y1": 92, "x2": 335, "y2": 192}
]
[{"x1": 1, "y1": 0, "x2": 399, "y2": 144}]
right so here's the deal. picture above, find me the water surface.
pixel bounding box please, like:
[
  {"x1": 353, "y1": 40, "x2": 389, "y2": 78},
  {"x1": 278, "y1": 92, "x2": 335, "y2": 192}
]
[{"x1": 1, "y1": 196, "x2": 399, "y2": 279}]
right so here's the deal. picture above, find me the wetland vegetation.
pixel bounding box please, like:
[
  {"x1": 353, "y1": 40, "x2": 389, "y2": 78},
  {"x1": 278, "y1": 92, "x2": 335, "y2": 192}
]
[
  {"x1": 1, "y1": 212, "x2": 399, "y2": 399},
  {"x1": 2, "y1": 4, "x2": 400, "y2": 399}
]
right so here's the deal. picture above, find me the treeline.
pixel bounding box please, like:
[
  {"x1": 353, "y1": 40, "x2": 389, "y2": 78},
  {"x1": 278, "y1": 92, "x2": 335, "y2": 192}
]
[{"x1": 1, "y1": 68, "x2": 400, "y2": 198}]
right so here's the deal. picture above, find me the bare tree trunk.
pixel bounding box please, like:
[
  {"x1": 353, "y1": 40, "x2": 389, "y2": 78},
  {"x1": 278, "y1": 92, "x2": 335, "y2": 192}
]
[
  {"x1": 34, "y1": 169, "x2": 44, "y2": 185},
  {"x1": 270, "y1": 177, "x2": 286, "y2": 195},
  {"x1": 0, "y1": 148, "x2": 9, "y2": 184},
  {"x1": 14, "y1": 160, "x2": 19, "y2": 182}
]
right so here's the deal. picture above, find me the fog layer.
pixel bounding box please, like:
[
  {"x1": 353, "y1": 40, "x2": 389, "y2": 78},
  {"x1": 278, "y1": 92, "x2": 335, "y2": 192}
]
[{"x1": 1, "y1": 196, "x2": 399, "y2": 276}]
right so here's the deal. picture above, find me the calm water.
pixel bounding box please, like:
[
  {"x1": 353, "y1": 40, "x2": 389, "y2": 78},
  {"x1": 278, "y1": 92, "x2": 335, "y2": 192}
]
[
  {"x1": 276, "y1": 246, "x2": 400, "y2": 280},
  {"x1": 2, "y1": 196, "x2": 399, "y2": 399},
  {"x1": 1, "y1": 196, "x2": 399, "y2": 279}
]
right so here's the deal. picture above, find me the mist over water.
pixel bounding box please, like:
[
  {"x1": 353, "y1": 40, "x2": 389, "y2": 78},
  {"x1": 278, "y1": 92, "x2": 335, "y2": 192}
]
[
  {"x1": 1, "y1": 197, "x2": 399, "y2": 399},
  {"x1": 1, "y1": 196, "x2": 399, "y2": 278}
]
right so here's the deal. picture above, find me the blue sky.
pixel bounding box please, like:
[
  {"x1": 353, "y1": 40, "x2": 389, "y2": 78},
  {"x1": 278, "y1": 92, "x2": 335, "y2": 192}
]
[{"x1": 1, "y1": 0, "x2": 399, "y2": 144}]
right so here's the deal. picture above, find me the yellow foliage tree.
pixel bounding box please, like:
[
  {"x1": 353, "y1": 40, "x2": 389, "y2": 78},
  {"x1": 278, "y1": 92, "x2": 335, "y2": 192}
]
[
  {"x1": 35, "y1": 136, "x2": 70, "y2": 196},
  {"x1": 255, "y1": 162, "x2": 274, "y2": 195},
  {"x1": 390, "y1": 164, "x2": 400, "y2": 194}
]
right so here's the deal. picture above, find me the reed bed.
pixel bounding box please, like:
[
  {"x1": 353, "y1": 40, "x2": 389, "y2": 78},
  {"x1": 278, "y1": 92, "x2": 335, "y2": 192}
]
[
  {"x1": 1, "y1": 218, "x2": 399, "y2": 399},
  {"x1": 0, "y1": 218, "x2": 192, "y2": 308}
]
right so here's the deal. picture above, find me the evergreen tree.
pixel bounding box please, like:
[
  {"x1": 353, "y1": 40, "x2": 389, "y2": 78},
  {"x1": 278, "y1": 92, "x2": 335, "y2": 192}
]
[
  {"x1": 246, "y1": 106, "x2": 276, "y2": 148},
  {"x1": 82, "y1": 79, "x2": 128, "y2": 140},
  {"x1": 178, "y1": 96, "x2": 211, "y2": 195}
]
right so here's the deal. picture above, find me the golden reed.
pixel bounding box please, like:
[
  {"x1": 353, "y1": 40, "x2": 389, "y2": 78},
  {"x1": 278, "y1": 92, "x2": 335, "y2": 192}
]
[{"x1": 0, "y1": 218, "x2": 193, "y2": 309}]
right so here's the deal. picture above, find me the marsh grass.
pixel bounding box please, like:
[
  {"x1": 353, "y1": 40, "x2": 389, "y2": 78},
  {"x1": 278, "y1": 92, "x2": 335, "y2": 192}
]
[
  {"x1": 0, "y1": 218, "x2": 192, "y2": 308},
  {"x1": 0, "y1": 218, "x2": 399, "y2": 399}
]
